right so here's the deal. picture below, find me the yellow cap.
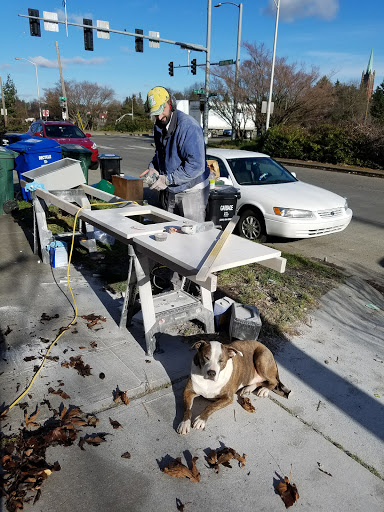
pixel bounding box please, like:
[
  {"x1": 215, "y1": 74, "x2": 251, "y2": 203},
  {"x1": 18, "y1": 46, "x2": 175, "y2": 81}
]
[{"x1": 146, "y1": 86, "x2": 170, "y2": 115}]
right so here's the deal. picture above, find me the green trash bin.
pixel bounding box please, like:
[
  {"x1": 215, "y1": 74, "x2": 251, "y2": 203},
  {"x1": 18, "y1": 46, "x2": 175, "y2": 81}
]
[
  {"x1": 61, "y1": 144, "x2": 92, "y2": 184},
  {"x1": 0, "y1": 146, "x2": 18, "y2": 215}
]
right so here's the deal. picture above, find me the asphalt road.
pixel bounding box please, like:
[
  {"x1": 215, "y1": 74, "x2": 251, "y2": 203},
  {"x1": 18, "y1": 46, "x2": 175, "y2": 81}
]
[{"x1": 89, "y1": 134, "x2": 383, "y2": 283}]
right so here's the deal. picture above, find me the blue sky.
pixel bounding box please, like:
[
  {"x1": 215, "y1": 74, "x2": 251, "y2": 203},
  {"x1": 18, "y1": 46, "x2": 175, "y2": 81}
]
[{"x1": 1, "y1": 0, "x2": 383, "y2": 104}]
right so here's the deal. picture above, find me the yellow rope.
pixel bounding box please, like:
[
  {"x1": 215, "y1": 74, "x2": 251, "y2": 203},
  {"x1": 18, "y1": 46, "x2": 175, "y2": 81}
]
[{"x1": 6, "y1": 199, "x2": 137, "y2": 412}]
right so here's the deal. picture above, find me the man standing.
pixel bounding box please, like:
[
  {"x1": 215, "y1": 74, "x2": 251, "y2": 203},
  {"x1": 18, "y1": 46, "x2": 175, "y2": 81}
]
[{"x1": 142, "y1": 86, "x2": 210, "y2": 223}]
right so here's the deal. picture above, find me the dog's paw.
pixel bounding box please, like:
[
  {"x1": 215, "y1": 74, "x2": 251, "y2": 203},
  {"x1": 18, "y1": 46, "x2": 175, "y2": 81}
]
[
  {"x1": 256, "y1": 386, "x2": 270, "y2": 398},
  {"x1": 192, "y1": 416, "x2": 206, "y2": 430},
  {"x1": 239, "y1": 385, "x2": 256, "y2": 397},
  {"x1": 177, "y1": 419, "x2": 191, "y2": 435}
]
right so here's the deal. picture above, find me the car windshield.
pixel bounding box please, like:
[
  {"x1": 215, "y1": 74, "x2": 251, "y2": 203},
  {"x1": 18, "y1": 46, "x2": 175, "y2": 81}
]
[
  {"x1": 44, "y1": 125, "x2": 85, "y2": 138},
  {"x1": 226, "y1": 157, "x2": 297, "y2": 185}
]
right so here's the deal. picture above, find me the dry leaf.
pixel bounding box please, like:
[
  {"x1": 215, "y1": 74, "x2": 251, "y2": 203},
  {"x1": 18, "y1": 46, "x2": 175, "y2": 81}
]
[
  {"x1": 25, "y1": 409, "x2": 40, "y2": 428},
  {"x1": 276, "y1": 476, "x2": 299, "y2": 508},
  {"x1": 24, "y1": 356, "x2": 36, "y2": 362},
  {"x1": 113, "y1": 388, "x2": 129, "y2": 405},
  {"x1": 121, "y1": 452, "x2": 131, "y2": 459},
  {"x1": 86, "y1": 414, "x2": 100, "y2": 427},
  {"x1": 239, "y1": 396, "x2": 255, "y2": 413},
  {"x1": 90, "y1": 341, "x2": 97, "y2": 348},
  {"x1": 48, "y1": 387, "x2": 70, "y2": 400},
  {"x1": 109, "y1": 417, "x2": 122, "y2": 429},
  {"x1": 163, "y1": 457, "x2": 200, "y2": 483},
  {"x1": 207, "y1": 447, "x2": 246, "y2": 473}
]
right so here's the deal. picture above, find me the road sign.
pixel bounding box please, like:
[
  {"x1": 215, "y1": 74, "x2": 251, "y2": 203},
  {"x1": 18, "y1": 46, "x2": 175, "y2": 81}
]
[
  {"x1": 59, "y1": 96, "x2": 66, "y2": 101},
  {"x1": 193, "y1": 89, "x2": 205, "y2": 94},
  {"x1": 219, "y1": 59, "x2": 234, "y2": 66},
  {"x1": 43, "y1": 109, "x2": 49, "y2": 117}
]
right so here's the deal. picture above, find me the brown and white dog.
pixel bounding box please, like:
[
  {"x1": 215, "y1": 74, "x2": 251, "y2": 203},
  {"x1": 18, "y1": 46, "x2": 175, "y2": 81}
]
[{"x1": 177, "y1": 340, "x2": 290, "y2": 435}]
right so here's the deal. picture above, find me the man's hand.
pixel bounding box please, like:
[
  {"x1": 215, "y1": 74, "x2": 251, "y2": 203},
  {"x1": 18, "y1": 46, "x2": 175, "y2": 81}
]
[
  {"x1": 140, "y1": 168, "x2": 159, "y2": 187},
  {"x1": 150, "y1": 174, "x2": 168, "y2": 191}
]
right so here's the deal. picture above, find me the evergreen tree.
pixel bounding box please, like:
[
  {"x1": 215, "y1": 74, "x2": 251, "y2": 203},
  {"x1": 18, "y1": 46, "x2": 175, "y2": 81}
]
[
  {"x1": 370, "y1": 81, "x2": 384, "y2": 124},
  {"x1": 4, "y1": 74, "x2": 18, "y2": 118}
]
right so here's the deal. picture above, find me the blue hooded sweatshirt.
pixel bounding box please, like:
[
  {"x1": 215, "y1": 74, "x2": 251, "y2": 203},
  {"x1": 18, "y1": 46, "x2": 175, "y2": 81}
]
[{"x1": 149, "y1": 110, "x2": 210, "y2": 194}]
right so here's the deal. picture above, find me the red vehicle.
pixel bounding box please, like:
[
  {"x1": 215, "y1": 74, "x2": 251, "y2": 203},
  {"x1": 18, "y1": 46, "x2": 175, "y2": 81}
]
[{"x1": 27, "y1": 120, "x2": 99, "y2": 169}]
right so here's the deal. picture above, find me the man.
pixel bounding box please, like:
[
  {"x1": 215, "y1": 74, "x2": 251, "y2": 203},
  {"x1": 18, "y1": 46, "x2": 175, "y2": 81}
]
[{"x1": 143, "y1": 86, "x2": 210, "y2": 223}]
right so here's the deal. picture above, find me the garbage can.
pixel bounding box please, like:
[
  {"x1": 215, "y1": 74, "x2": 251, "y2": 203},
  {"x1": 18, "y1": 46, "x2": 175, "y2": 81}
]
[
  {"x1": 3, "y1": 133, "x2": 29, "y2": 146},
  {"x1": 7, "y1": 137, "x2": 62, "y2": 200},
  {"x1": 206, "y1": 185, "x2": 241, "y2": 229},
  {"x1": 61, "y1": 144, "x2": 92, "y2": 184},
  {"x1": 98, "y1": 153, "x2": 122, "y2": 182},
  {"x1": 0, "y1": 146, "x2": 18, "y2": 214}
]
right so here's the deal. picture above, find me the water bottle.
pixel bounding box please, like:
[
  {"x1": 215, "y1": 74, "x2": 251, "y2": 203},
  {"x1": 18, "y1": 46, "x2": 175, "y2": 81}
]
[{"x1": 209, "y1": 171, "x2": 216, "y2": 190}]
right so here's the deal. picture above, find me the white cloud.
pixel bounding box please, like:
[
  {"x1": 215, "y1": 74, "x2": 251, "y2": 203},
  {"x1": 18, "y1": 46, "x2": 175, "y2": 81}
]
[
  {"x1": 29, "y1": 56, "x2": 109, "y2": 69},
  {"x1": 0, "y1": 63, "x2": 11, "y2": 69},
  {"x1": 120, "y1": 46, "x2": 133, "y2": 54},
  {"x1": 263, "y1": 0, "x2": 339, "y2": 22}
]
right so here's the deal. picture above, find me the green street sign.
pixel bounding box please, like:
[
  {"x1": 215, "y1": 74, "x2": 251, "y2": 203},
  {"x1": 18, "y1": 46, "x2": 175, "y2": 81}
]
[
  {"x1": 208, "y1": 93, "x2": 217, "y2": 98},
  {"x1": 193, "y1": 89, "x2": 205, "y2": 94},
  {"x1": 59, "y1": 96, "x2": 66, "y2": 101},
  {"x1": 219, "y1": 59, "x2": 234, "y2": 66}
]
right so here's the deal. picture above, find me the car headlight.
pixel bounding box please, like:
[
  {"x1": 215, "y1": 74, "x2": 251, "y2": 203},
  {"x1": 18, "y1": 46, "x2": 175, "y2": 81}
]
[
  {"x1": 91, "y1": 143, "x2": 97, "y2": 149},
  {"x1": 344, "y1": 199, "x2": 348, "y2": 211},
  {"x1": 273, "y1": 207, "x2": 314, "y2": 218}
]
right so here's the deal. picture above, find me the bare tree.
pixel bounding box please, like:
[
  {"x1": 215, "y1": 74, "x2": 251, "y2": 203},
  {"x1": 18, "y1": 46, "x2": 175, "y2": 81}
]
[{"x1": 43, "y1": 80, "x2": 115, "y2": 128}]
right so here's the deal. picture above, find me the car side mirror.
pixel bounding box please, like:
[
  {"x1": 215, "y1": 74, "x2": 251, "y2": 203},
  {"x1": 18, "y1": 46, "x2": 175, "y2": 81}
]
[
  {"x1": 291, "y1": 171, "x2": 297, "y2": 178},
  {"x1": 35, "y1": 132, "x2": 43, "y2": 137},
  {"x1": 85, "y1": 133, "x2": 92, "y2": 138}
]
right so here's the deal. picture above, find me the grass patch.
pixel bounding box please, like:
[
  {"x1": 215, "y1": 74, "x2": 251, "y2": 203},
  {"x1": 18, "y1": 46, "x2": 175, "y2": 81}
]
[{"x1": 13, "y1": 201, "x2": 345, "y2": 335}]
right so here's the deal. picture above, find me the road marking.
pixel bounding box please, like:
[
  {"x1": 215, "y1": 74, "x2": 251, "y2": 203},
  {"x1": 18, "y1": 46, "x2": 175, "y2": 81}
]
[
  {"x1": 123, "y1": 145, "x2": 153, "y2": 151},
  {"x1": 97, "y1": 145, "x2": 115, "y2": 149}
]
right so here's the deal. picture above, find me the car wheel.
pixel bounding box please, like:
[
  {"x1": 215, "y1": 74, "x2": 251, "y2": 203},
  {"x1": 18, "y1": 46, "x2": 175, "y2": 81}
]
[
  {"x1": 238, "y1": 209, "x2": 266, "y2": 241},
  {"x1": 89, "y1": 161, "x2": 99, "y2": 171}
]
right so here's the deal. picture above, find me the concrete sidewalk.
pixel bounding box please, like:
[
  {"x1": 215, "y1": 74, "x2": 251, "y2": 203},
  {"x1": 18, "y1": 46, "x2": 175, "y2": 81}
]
[{"x1": 0, "y1": 213, "x2": 383, "y2": 511}]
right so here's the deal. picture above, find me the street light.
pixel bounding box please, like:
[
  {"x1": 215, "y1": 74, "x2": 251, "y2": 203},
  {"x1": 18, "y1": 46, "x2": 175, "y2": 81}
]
[
  {"x1": 15, "y1": 57, "x2": 42, "y2": 119},
  {"x1": 265, "y1": 0, "x2": 280, "y2": 131},
  {"x1": 215, "y1": 2, "x2": 243, "y2": 140}
]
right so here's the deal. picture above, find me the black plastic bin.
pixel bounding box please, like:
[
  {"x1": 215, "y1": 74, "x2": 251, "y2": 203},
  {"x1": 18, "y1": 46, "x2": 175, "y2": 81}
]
[
  {"x1": 98, "y1": 153, "x2": 122, "y2": 182},
  {"x1": 206, "y1": 185, "x2": 241, "y2": 229},
  {"x1": 61, "y1": 144, "x2": 92, "y2": 184}
]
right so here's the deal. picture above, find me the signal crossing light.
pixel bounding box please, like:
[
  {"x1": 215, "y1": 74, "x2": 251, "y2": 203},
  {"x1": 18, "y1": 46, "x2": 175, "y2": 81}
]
[
  {"x1": 83, "y1": 19, "x2": 94, "y2": 51},
  {"x1": 191, "y1": 58, "x2": 197, "y2": 75},
  {"x1": 168, "y1": 61, "x2": 174, "y2": 77},
  {"x1": 135, "y1": 29, "x2": 143, "y2": 52},
  {"x1": 28, "y1": 8, "x2": 41, "y2": 37}
]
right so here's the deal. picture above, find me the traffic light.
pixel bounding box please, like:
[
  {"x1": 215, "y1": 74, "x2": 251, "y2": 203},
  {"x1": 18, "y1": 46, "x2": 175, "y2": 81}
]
[
  {"x1": 168, "y1": 61, "x2": 174, "y2": 77},
  {"x1": 83, "y1": 19, "x2": 94, "y2": 51},
  {"x1": 191, "y1": 58, "x2": 197, "y2": 75},
  {"x1": 135, "y1": 29, "x2": 143, "y2": 52},
  {"x1": 28, "y1": 8, "x2": 41, "y2": 37}
]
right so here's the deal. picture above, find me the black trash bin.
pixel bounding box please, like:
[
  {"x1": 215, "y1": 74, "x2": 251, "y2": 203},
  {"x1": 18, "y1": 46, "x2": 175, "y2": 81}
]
[
  {"x1": 98, "y1": 153, "x2": 122, "y2": 182},
  {"x1": 206, "y1": 185, "x2": 241, "y2": 230},
  {"x1": 61, "y1": 144, "x2": 92, "y2": 184}
]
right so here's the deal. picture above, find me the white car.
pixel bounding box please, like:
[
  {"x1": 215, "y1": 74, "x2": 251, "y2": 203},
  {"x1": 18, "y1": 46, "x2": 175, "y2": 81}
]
[{"x1": 206, "y1": 149, "x2": 353, "y2": 240}]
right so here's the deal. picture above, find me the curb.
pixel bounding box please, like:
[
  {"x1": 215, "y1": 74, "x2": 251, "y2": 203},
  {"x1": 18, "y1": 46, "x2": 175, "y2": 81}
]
[{"x1": 275, "y1": 158, "x2": 384, "y2": 179}]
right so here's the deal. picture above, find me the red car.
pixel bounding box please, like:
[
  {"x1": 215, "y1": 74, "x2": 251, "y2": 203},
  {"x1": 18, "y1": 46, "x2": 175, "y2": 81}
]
[{"x1": 27, "y1": 120, "x2": 99, "y2": 169}]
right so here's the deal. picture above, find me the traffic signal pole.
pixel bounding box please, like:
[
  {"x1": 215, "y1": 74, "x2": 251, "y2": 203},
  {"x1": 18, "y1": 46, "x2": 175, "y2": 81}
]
[{"x1": 203, "y1": 0, "x2": 212, "y2": 144}]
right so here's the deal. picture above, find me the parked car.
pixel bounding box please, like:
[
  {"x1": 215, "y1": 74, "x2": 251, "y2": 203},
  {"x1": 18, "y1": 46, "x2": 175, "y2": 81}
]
[
  {"x1": 205, "y1": 149, "x2": 353, "y2": 240},
  {"x1": 27, "y1": 120, "x2": 99, "y2": 169},
  {"x1": 222, "y1": 129, "x2": 232, "y2": 137}
]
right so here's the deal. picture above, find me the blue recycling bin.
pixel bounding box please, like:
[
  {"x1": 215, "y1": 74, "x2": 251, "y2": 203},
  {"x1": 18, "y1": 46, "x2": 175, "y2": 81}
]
[{"x1": 7, "y1": 137, "x2": 62, "y2": 200}]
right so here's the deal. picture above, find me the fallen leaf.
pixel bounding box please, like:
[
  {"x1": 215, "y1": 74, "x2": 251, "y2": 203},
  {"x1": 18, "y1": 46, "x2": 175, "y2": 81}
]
[
  {"x1": 90, "y1": 341, "x2": 97, "y2": 348},
  {"x1": 163, "y1": 457, "x2": 200, "y2": 483},
  {"x1": 24, "y1": 356, "x2": 36, "y2": 362},
  {"x1": 79, "y1": 346, "x2": 86, "y2": 349},
  {"x1": 109, "y1": 417, "x2": 122, "y2": 429},
  {"x1": 113, "y1": 388, "x2": 129, "y2": 405},
  {"x1": 176, "y1": 498, "x2": 185, "y2": 511},
  {"x1": 207, "y1": 447, "x2": 246, "y2": 473},
  {"x1": 48, "y1": 387, "x2": 70, "y2": 400},
  {"x1": 121, "y1": 452, "x2": 131, "y2": 459},
  {"x1": 276, "y1": 476, "x2": 299, "y2": 508},
  {"x1": 4, "y1": 325, "x2": 12, "y2": 336},
  {"x1": 239, "y1": 396, "x2": 255, "y2": 413},
  {"x1": 81, "y1": 314, "x2": 106, "y2": 330},
  {"x1": 40, "y1": 313, "x2": 59, "y2": 323},
  {"x1": 86, "y1": 414, "x2": 100, "y2": 427},
  {"x1": 25, "y1": 409, "x2": 40, "y2": 428}
]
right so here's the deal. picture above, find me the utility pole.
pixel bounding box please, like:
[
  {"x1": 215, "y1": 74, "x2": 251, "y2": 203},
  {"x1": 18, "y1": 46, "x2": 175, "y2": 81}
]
[
  {"x1": 55, "y1": 41, "x2": 69, "y2": 119},
  {"x1": 203, "y1": 0, "x2": 212, "y2": 144},
  {"x1": 0, "y1": 76, "x2": 7, "y2": 128}
]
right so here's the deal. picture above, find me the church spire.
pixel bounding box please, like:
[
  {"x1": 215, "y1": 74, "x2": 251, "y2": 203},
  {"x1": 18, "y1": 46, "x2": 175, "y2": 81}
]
[
  {"x1": 361, "y1": 49, "x2": 375, "y2": 100},
  {"x1": 366, "y1": 49, "x2": 373, "y2": 74}
]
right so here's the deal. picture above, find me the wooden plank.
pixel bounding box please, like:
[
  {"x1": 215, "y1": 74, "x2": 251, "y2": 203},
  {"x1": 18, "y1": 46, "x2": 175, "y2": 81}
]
[{"x1": 195, "y1": 215, "x2": 239, "y2": 282}]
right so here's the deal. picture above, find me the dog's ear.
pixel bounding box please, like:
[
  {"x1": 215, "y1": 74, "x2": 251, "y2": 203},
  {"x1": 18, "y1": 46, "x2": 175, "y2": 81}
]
[
  {"x1": 192, "y1": 340, "x2": 208, "y2": 351},
  {"x1": 226, "y1": 346, "x2": 243, "y2": 358},
  {"x1": 193, "y1": 353, "x2": 202, "y2": 368}
]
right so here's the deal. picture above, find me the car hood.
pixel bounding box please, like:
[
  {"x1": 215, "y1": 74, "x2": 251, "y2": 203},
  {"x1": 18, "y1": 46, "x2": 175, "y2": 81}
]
[{"x1": 239, "y1": 181, "x2": 346, "y2": 210}]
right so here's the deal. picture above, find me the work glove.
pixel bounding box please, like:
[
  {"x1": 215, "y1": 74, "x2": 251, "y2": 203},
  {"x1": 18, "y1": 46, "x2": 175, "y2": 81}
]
[
  {"x1": 150, "y1": 174, "x2": 169, "y2": 191},
  {"x1": 140, "y1": 168, "x2": 159, "y2": 187}
]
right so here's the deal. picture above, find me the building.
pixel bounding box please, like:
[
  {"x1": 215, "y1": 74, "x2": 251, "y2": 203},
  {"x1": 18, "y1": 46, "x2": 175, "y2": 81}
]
[{"x1": 360, "y1": 49, "x2": 375, "y2": 99}]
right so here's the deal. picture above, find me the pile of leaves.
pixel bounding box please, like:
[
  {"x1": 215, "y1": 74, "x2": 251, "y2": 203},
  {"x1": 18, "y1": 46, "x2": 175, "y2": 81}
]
[
  {"x1": 61, "y1": 355, "x2": 92, "y2": 377},
  {"x1": 80, "y1": 314, "x2": 106, "y2": 330},
  {"x1": 1, "y1": 405, "x2": 100, "y2": 511}
]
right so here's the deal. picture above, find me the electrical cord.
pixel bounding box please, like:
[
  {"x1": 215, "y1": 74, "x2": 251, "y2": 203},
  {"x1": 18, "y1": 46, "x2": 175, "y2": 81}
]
[{"x1": 5, "y1": 199, "x2": 137, "y2": 414}]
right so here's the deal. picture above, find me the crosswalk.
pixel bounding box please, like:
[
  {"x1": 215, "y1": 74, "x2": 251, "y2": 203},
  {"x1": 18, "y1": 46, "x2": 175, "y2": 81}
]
[{"x1": 97, "y1": 144, "x2": 153, "y2": 151}]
